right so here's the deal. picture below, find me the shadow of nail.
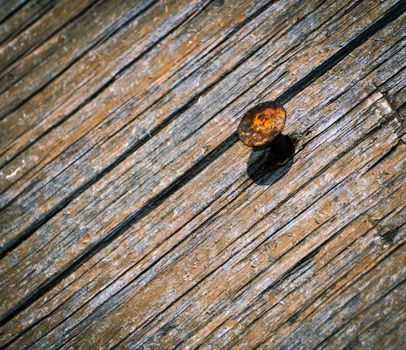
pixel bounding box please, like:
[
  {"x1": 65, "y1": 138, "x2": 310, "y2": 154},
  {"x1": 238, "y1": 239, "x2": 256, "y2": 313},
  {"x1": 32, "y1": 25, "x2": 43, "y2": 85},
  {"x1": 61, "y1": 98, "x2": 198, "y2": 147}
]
[{"x1": 247, "y1": 135, "x2": 296, "y2": 186}]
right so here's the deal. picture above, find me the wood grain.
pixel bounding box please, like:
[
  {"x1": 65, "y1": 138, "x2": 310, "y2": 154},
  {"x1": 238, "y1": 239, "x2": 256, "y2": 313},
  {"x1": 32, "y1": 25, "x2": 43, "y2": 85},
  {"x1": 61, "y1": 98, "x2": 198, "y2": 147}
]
[{"x1": 0, "y1": 0, "x2": 405, "y2": 348}]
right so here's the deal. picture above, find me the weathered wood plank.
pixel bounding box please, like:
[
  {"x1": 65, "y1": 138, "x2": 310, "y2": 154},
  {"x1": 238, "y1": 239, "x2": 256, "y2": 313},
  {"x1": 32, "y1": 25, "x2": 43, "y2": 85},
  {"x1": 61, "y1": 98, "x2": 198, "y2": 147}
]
[
  {"x1": 96, "y1": 93, "x2": 404, "y2": 349},
  {"x1": 0, "y1": 0, "x2": 56, "y2": 47},
  {"x1": 212, "y1": 186, "x2": 405, "y2": 349},
  {"x1": 3, "y1": 0, "x2": 336, "y2": 260},
  {"x1": 0, "y1": 0, "x2": 271, "y2": 221},
  {"x1": 0, "y1": 0, "x2": 397, "y2": 265},
  {"x1": 114, "y1": 148, "x2": 405, "y2": 349},
  {"x1": 1, "y1": 1, "x2": 399, "y2": 327},
  {"x1": 0, "y1": 0, "x2": 405, "y2": 348},
  {"x1": 0, "y1": 0, "x2": 160, "y2": 120},
  {"x1": 0, "y1": 0, "x2": 156, "y2": 143},
  {"x1": 1, "y1": 2, "x2": 403, "y2": 341},
  {"x1": 0, "y1": 0, "x2": 28, "y2": 24},
  {"x1": 256, "y1": 243, "x2": 406, "y2": 350}
]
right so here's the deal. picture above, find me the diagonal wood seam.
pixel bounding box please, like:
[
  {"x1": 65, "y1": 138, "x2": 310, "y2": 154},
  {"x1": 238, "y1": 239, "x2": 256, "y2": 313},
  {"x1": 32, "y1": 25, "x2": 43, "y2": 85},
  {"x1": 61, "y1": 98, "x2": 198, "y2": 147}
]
[
  {"x1": 144, "y1": 174, "x2": 404, "y2": 348},
  {"x1": 0, "y1": 47, "x2": 402, "y2": 350},
  {"x1": 0, "y1": 0, "x2": 280, "y2": 253},
  {"x1": 0, "y1": 0, "x2": 405, "y2": 331},
  {"x1": 0, "y1": 0, "x2": 158, "y2": 118},
  {"x1": 230, "y1": 196, "x2": 406, "y2": 343},
  {"x1": 99, "y1": 154, "x2": 406, "y2": 348},
  {"x1": 3, "y1": 50, "x2": 406, "y2": 350},
  {"x1": 0, "y1": 0, "x2": 278, "y2": 219},
  {"x1": 0, "y1": 0, "x2": 28, "y2": 25},
  {"x1": 165, "y1": 143, "x2": 405, "y2": 349}
]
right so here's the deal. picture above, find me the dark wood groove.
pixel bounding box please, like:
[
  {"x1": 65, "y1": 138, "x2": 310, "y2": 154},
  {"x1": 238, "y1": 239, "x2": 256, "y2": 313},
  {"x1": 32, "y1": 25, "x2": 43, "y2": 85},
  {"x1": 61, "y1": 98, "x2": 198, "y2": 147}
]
[
  {"x1": 0, "y1": 1, "x2": 405, "y2": 348},
  {"x1": 0, "y1": 0, "x2": 276, "y2": 254},
  {"x1": 0, "y1": 0, "x2": 156, "y2": 120},
  {"x1": 0, "y1": 0, "x2": 57, "y2": 47},
  {"x1": 195, "y1": 154, "x2": 404, "y2": 348},
  {"x1": 249, "y1": 242, "x2": 406, "y2": 350},
  {"x1": 243, "y1": 199, "x2": 404, "y2": 341},
  {"x1": 1, "y1": 2, "x2": 403, "y2": 328},
  {"x1": 314, "y1": 275, "x2": 406, "y2": 349},
  {"x1": 0, "y1": 0, "x2": 28, "y2": 26},
  {"x1": 73, "y1": 110, "x2": 402, "y2": 349},
  {"x1": 0, "y1": 0, "x2": 106, "y2": 99}
]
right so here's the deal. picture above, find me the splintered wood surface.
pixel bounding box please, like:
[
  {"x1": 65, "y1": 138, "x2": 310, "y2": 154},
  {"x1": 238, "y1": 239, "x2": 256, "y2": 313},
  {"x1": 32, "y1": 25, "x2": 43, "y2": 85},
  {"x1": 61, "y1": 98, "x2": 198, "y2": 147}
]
[{"x1": 0, "y1": 0, "x2": 405, "y2": 348}]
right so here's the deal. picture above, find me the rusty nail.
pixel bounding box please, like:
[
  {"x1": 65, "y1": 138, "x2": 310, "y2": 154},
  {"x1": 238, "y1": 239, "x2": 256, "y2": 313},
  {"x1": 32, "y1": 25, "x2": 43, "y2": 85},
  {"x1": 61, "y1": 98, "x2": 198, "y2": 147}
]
[{"x1": 237, "y1": 101, "x2": 286, "y2": 147}]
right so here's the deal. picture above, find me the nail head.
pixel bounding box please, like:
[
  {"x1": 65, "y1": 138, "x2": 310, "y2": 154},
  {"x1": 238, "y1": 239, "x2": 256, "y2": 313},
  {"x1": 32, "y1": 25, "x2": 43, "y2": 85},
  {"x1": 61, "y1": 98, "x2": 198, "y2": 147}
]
[{"x1": 237, "y1": 101, "x2": 286, "y2": 147}]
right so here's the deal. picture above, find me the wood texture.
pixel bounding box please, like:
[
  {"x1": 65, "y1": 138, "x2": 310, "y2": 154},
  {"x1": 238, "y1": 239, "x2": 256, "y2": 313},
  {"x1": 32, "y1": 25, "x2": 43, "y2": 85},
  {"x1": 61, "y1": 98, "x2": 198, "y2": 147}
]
[{"x1": 0, "y1": 0, "x2": 405, "y2": 349}]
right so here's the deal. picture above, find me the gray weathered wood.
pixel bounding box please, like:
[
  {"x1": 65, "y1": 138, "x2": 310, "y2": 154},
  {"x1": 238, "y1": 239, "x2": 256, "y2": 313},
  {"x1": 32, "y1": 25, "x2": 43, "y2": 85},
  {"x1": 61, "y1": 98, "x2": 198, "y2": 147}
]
[{"x1": 0, "y1": 0, "x2": 405, "y2": 348}]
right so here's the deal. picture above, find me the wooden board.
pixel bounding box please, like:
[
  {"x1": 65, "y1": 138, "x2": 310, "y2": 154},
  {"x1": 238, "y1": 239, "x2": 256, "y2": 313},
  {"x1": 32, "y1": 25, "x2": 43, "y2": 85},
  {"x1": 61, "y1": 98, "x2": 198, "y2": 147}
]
[{"x1": 0, "y1": 0, "x2": 405, "y2": 348}]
